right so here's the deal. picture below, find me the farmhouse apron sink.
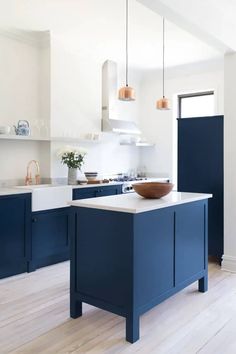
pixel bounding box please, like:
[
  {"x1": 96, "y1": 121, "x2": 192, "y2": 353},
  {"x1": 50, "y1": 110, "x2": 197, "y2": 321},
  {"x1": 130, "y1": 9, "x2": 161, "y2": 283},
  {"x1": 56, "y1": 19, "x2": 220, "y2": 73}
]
[{"x1": 15, "y1": 184, "x2": 72, "y2": 211}]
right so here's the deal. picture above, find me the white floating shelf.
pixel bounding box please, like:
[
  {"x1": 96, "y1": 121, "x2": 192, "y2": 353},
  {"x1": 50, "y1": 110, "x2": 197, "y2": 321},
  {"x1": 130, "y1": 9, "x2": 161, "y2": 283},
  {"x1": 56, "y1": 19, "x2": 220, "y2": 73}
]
[
  {"x1": 120, "y1": 142, "x2": 155, "y2": 147},
  {"x1": 136, "y1": 142, "x2": 155, "y2": 147},
  {"x1": 51, "y1": 137, "x2": 101, "y2": 144},
  {"x1": 0, "y1": 134, "x2": 50, "y2": 142},
  {"x1": 0, "y1": 135, "x2": 101, "y2": 144},
  {"x1": 0, "y1": 134, "x2": 154, "y2": 146}
]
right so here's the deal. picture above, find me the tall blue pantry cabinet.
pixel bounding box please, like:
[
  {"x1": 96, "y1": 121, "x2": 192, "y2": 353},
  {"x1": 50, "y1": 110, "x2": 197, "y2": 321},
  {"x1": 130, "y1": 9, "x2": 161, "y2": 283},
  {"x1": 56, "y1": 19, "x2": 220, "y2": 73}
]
[{"x1": 178, "y1": 115, "x2": 223, "y2": 259}]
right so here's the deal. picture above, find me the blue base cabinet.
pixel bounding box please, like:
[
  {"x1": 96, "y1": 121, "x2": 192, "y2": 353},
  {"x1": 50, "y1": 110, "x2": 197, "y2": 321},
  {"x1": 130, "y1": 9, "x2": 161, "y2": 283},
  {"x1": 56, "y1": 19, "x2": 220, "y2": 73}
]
[
  {"x1": 0, "y1": 194, "x2": 31, "y2": 279},
  {"x1": 30, "y1": 207, "x2": 70, "y2": 270},
  {"x1": 0, "y1": 184, "x2": 123, "y2": 279},
  {"x1": 70, "y1": 200, "x2": 208, "y2": 343}
]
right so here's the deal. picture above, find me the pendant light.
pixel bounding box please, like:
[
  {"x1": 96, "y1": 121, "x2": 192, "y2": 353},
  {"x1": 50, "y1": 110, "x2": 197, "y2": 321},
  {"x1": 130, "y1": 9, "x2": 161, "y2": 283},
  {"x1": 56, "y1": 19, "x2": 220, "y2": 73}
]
[
  {"x1": 118, "y1": 0, "x2": 135, "y2": 101},
  {"x1": 156, "y1": 18, "x2": 170, "y2": 110}
]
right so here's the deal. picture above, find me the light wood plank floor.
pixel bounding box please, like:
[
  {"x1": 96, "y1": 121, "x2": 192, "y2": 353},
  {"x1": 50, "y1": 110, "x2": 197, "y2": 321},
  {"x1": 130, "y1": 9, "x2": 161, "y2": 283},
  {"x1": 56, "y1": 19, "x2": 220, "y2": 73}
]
[{"x1": 1, "y1": 261, "x2": 236, "y2": 354}]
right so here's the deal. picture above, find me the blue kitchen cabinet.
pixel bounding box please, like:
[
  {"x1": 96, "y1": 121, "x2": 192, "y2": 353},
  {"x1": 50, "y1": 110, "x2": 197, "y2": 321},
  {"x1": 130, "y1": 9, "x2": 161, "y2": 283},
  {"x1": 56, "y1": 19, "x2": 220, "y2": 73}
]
[
  {"x1": 178, "y1": 116, "x2": 223, "y2": 259},
  {"x1": 30, "y1": 207, "x2": 70, "y2": 270},
  {"x1": 29, "y1": 185, "x2": 122, "y2": 271},
  {"x1": 0, "y1": 193, "x2": 31, "y2": 279},
  {"x1": 73, "y1": 184, "x2": 122, "y2": 200},
  {"x1": 70, "y1": 199, "x2": 208, "y2": 343}
]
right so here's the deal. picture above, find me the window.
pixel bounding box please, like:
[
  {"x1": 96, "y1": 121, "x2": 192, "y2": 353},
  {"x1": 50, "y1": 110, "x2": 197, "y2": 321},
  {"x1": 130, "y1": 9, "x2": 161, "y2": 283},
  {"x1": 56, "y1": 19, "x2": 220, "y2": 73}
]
[{"x1": 178, "y1": 91, "x2": 215, "y2": 118}]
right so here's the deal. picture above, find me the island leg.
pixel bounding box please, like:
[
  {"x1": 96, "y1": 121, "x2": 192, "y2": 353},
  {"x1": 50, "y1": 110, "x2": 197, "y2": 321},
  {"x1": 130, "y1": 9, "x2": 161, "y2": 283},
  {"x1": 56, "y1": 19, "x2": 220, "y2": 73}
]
[
  {"x1": 198, "y1": 275, "x2": 208, "y2": 293},
  {"x1": 126, "y1": 313, "x2": 140, "y2": 343},
  {"x1": 70, "y1": 294, "x2": 82, "y2": 318}
]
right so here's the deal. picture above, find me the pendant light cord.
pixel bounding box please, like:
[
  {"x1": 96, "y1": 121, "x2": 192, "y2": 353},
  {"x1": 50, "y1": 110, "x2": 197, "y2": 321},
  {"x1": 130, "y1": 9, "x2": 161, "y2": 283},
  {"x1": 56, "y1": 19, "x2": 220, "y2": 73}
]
[
  {"x1": 162, "y1": 17, "x2": 165, "y2": 98},
  {"x1": 126, "y1": 0, "x2": 129, "y2": 87}
]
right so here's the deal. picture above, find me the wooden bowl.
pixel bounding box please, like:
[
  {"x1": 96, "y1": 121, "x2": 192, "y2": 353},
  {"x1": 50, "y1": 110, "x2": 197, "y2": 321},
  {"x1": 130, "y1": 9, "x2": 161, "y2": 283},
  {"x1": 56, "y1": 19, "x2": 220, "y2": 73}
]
[{"x1": 133, "y1": 182, "x2": 174, "y2": 199}]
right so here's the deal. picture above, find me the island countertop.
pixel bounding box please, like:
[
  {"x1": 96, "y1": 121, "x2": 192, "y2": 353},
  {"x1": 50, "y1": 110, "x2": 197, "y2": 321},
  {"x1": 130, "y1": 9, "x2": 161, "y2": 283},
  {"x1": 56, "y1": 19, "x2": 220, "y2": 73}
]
[{"x1": 69, "y1": 191, "x2": 212, "y2": 214}]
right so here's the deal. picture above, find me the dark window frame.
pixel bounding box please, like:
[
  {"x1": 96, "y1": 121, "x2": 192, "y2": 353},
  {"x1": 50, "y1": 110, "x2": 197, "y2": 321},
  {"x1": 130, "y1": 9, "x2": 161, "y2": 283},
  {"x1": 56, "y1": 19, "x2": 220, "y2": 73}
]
[{"x1": 178, "y1": 91, "x2": 214, "y2": 119}]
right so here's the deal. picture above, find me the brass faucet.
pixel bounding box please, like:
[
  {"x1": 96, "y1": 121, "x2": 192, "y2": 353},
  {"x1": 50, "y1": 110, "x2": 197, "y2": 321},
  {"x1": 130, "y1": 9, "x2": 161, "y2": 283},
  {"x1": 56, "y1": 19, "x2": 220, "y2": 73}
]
[{"x1": 25, "y1": 160, "x2": 41, "y2": 185}]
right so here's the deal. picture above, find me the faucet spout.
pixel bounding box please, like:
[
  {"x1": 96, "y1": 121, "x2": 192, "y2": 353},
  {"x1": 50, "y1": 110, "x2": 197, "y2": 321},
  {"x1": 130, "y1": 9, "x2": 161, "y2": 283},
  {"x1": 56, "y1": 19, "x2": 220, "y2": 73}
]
[{"x1": 25, "y1": 160, "x2": 41, "y2": 185}]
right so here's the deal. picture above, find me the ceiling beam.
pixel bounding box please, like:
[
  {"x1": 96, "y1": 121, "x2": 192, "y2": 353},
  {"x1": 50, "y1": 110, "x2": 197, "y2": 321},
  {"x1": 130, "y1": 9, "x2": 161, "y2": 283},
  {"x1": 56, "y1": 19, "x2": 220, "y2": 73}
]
[{"x1": 137, "y1": 0, "x2": 232, "y2": 54}]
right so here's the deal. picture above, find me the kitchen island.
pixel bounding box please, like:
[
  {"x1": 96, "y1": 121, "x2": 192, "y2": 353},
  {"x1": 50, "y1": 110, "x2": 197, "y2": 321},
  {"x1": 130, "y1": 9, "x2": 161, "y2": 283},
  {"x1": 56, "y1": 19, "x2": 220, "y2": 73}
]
[{"x1": 69, "y1": 191, "x2": 212, "y2": 343}]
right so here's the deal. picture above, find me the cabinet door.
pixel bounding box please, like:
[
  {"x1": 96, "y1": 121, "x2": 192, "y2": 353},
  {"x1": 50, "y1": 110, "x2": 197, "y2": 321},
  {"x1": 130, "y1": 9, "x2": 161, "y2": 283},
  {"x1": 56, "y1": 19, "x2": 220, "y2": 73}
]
[
  {"x1": 134, "y1": 208, "x2": 175, "y2": 307},
  {"x1": 0, "y1": 194, "x2": 31, "y2": 279},
  {"x1": 175, "y1": 201, "x2": 206, "y2": 285},
  {"x1": 32, "y1": 208, "x2": 69, "y2": 267}
]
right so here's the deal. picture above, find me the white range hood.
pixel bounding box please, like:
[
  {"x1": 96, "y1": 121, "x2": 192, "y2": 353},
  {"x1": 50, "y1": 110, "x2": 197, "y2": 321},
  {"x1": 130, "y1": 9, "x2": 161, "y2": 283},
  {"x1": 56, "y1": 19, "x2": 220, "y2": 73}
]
[{"x1": 102, "y1": 60, "x2": 141, "y2": 135}]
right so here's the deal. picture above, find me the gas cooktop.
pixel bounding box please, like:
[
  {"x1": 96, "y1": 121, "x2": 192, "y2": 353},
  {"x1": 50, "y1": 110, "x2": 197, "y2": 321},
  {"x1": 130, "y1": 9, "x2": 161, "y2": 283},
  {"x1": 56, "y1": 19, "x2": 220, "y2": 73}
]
[{"x1": 111, "y1": 177, "x2": 147, "y2": 182}]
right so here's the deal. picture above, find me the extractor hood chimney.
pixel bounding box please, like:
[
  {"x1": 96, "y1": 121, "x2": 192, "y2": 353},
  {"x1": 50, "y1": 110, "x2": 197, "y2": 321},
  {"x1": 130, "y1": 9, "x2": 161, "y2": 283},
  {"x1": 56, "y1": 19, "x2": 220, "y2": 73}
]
[{"x1": 102, "y1": 60, "x2": 141, "y2": 135}]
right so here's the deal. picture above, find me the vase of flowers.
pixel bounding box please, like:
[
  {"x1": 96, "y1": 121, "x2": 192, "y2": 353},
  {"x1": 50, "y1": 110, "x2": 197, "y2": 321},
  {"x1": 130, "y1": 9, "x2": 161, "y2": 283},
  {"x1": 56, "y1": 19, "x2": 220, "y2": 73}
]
[{"x1": 58, "y1": 146, "x2": 87, "y2": 185}]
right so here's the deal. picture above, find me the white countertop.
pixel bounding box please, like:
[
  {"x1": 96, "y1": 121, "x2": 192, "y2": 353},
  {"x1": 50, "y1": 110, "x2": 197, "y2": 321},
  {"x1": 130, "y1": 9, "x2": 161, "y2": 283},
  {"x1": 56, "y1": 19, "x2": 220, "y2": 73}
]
[
  {"x1": 69, "y1": 191, "x2": 212, "y2": 214},
  {"x1": 0, "y1": 188, "x2": 32, "y2": 196}
]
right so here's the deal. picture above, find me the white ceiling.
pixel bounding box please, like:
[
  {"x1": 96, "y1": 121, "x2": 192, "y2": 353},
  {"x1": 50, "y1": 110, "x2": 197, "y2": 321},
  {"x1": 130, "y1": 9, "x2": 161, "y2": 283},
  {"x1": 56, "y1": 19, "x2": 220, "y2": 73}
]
[
  {"x1": 138, "y1": 0, "x2": 236, "y2": 52},
  {"x1": 0, "y1": 0, "x2": 224, "y2": 69}
]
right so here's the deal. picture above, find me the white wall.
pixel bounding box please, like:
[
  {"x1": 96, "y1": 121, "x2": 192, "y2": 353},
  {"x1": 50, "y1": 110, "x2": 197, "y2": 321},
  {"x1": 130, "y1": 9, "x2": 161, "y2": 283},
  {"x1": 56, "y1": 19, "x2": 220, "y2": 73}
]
[
  {"x1": 222, "y1": 53, "x2": 236, "y2": 272},
  {"x1": 0, "y1": 29, "x2": 225, "y2": 184},
  {"x1": 0, "y1": 32, "x2": 40, "y2": 129},
  {"x1": 49, "y1": 32, "x2": 141, "y2": 177},
  {"x1": 38, "y1": 42, "x2": 50, "y2": 136},
  {"x1": 0, "y1": 140, "x2": 50, "y2": 184},
  {"x1": 138, "y1": 61, "x2": 224, "y2": 183},
  {"x1": 0, "y1": 32, "x2": 51, "y2": 184}
]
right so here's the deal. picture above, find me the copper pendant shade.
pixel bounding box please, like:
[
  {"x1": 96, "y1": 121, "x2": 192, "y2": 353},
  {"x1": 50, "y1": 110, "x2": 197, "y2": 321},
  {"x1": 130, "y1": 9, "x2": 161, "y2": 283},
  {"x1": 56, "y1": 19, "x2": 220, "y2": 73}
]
[
  {"x1": 156, "y1": 97, "x2": 170, "y2": 110},
  {"x1": 118, "y1": 0, "x2": 135, "y2": 101},
  {"x1": 156, "y1": 18, "x2": 170, "y2": 110},
  {"x1": 118, "y1": 85, "x2": 135, "y2": 101}
]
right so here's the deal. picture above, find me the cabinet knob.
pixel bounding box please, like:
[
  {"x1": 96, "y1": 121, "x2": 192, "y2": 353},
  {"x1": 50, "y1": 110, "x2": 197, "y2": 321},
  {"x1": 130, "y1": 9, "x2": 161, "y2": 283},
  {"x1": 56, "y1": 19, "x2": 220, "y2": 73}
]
[{"x1": 32, "y1": 217, "x2": 37, "y2": 223}]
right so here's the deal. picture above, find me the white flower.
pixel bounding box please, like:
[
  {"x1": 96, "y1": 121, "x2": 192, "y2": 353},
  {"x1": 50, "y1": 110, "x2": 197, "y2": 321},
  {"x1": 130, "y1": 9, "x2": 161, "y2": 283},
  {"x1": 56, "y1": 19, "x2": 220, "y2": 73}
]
[{"x1": 57, "y1": 145, "x2": 87, "y2": 158}]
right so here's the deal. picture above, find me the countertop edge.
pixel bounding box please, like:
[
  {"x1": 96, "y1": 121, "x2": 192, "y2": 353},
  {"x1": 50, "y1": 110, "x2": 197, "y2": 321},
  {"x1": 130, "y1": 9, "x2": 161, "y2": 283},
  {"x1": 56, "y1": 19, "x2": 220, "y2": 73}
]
[{"x1": 69, "y1": 192, "x2": 213, "y2": 214}]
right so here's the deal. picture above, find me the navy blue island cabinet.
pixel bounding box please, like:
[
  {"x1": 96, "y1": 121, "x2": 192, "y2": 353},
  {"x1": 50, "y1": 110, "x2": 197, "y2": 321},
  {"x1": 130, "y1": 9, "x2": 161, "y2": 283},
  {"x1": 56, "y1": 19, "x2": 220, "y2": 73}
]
[
  {"x1": 69, "y1": 192, "x2": 211, "y2": 343},
  {"x1": 0, "y1": 193, "x2": 31, "y2": 279}
]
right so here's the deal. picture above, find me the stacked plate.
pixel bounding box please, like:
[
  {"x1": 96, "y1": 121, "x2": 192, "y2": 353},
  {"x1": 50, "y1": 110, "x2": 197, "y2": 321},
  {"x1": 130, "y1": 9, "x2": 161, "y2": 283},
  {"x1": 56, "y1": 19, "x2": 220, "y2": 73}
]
[
  {"x1": 0, "y1": 126, "x2": 11, "y2": 134},
  {"x1": 84, "y1": 172, "x2": 98, "y2": 181}
]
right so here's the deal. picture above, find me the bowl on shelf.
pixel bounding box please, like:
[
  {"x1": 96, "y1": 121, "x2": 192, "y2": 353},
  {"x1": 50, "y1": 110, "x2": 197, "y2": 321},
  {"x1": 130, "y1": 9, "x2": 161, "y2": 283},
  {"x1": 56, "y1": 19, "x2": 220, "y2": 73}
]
[
  {"x1": 84, "y1": 172, "x2": 98, "y2": 181},
  {"x1": 133, "y1": 182, "x2": 174, "y2": 199}
]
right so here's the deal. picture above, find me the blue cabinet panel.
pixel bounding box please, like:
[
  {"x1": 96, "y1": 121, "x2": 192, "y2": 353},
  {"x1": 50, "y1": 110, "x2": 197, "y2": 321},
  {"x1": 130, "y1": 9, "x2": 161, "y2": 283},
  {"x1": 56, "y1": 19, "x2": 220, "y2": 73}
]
[
  {"x1": 134, "y1": 209, "x2": 174, "y2": 307},
  {"x1": 178, "y1": 116, "x2": 223, "y2": 258},
  {"x1": 175, "y1": 201, "x2": 206, "y2": 284},
  {"x1": 0, "y1": 194, "x2": 31, "y2": 279},
  {"x1": 31, "y1": 207, "x2": 70, "y2": 269},
  {"x1": 75, "y1": 208, "x2": 133, "y2": 308}
]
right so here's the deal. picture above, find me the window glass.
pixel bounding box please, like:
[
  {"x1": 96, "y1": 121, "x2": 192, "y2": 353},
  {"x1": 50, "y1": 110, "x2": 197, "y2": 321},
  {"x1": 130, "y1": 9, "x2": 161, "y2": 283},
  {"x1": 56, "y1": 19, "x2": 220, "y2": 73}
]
[{"x1": 179, "y1": 92, "x2": 215, "y2": 118}]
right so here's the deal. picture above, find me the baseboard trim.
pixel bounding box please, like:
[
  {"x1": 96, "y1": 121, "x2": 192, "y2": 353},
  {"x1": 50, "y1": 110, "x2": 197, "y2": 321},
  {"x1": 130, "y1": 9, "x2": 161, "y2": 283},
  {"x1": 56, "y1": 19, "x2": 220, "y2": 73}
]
[{"x1": 221, "y1": 255, "x2": 236, "y2": 273}]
